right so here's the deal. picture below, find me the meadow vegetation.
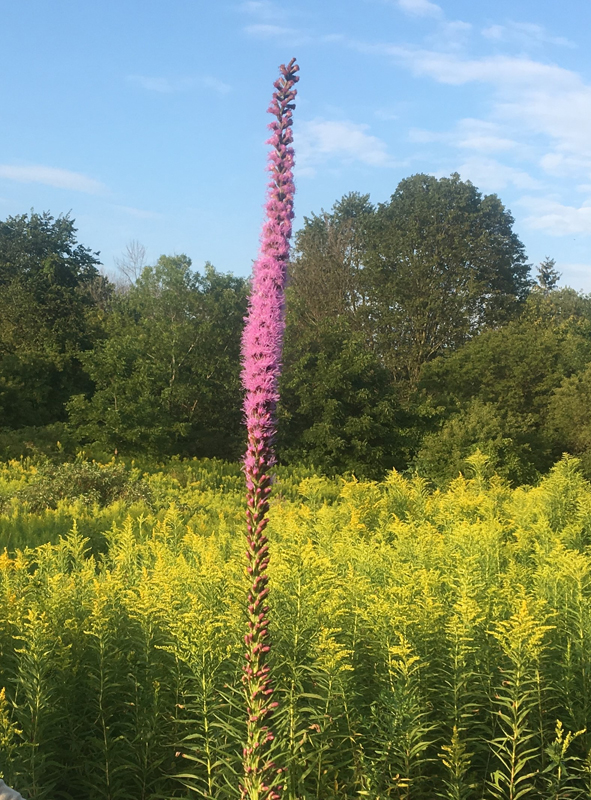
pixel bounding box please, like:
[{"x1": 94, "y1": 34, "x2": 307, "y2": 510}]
[
  {"x1": 3, "y1": 172, "x2": 591, "y2": 799},
  {"x1": 1, "y1": 454, "x2": 591, "y2": 798}
]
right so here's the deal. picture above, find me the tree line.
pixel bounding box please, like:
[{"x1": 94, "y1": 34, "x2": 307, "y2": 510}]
[{"x1": 1, "y1": 173, "x2": 590, "y2": 484}]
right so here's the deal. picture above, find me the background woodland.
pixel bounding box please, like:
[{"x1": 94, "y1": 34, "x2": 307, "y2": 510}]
[{"x1": 1, "y1": 173, "x2": 589, "y2": 487}]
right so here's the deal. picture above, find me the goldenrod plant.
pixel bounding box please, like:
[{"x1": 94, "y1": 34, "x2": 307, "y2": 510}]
[{"x1": 0, "y1": 455, "x2": 590, "y2": 797}]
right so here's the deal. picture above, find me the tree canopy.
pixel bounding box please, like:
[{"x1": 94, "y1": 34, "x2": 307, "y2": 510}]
[
  {"x1": 288, "y1": 174, "x2": 531, "y2": 389},
  {"x1": 2, "y1": 186, "x2": 591, "y2": 485},
  {"x1": 68, "y1": 255, "x2": 248, "y2": 459},
  {"x1": 0, "y1": 212, "x2": 103, "y2": 429}
]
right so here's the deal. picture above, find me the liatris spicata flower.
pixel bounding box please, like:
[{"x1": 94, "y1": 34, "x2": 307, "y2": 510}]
[{"x1": 240, "y1": 57, "x2": 299, "y2": 800}]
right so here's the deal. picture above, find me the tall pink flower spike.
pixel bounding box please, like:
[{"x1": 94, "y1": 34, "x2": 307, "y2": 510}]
[{"x1": 240, "y1": 57, "x2": 299, "y2": 800}]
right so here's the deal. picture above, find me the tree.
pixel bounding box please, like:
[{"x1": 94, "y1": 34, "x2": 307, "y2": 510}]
[
  {"x1": 279, "y1": 316, "x2": 410, "y2": 479},
  {"x1": 68, "y1": 255, "x2": 248, "y2": 458},
  {"x1": 535, "y1": 257, "x2": 561, "y2": 294},
  {"x1": 547, "y1": 362, "x2": 591, "y2": 477},
  {"x1": 0, "y1": 211, "x2": 104, "y2": 429},
  {"x1": 366, "y1": 173, "x2": 531, "y2": 387},
  {"x1": 114, "y1": 240, "x2": 147, "y2": 288},
  {"x1": 288, "y1": 193, "x2": 374, "y2": 330},
  {"x1": 289, "y1": 176, "x2": 531, "y2": 394},
  {"x1": 281, "y1": 175, "x2": 532, "y2": 476},
  {"x1": 415, "y1": 290, "x2": 591, "y2": 484}
]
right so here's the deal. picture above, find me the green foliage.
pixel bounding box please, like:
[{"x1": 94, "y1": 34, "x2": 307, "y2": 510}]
[
  {"x1": 282, "y1": 175, "x2": 533, "y2": 477},
  {"x1": 535, "y1": 258, "x2": 561, "y2": 294},
  {"x1": 288, "y1": 192, "x2": 373, "y2": 329},
  {"x1": 415, "y1": 290, "x2": 591, "y2": 485},
  {"x1": 0, "y1": 211, "x2": 104, "y2": 430},
  {"x1": 279, "y1": 317, "x2": 410, "y2": 479},
  {"x1": 0, "y1": 457, "x2": 590, "y2": 798},
  {"x1": 0, "y1": 424, "x2": 79, "y2": 462},
  {"x1": 2, "y1": 202, "x2": 591, "y2": 486},
  {"x1": 366, "y1": 173, "x2": 530, "y2": 386},
  {"x1": 548, "y1": 361, "x2": 591, "y2": 476},
  {"x1": 289, "y1": 176, "x2": 529, "y2": 388},
  {"x1": 487, "y1": 599, "x2": 551, "y2": 799},
  {"x1": 68, "y1": 256, "x2": 248, "y2": 459}
]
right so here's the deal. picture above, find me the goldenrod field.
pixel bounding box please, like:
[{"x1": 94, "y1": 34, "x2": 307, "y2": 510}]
[{"x1": 1, "y1": 455, "x2": 591, "y2": 799}]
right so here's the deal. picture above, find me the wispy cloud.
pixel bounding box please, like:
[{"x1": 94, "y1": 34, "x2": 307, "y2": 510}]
[
  {"x1": 482, "y1": 22, "x2": 575, "y2": 49},
  {"x1": 127, "y1": 75, "x2": 184, "y2": 93},
  {"x1": 409, "y1": 118, "x2": 519, "y2": 153},
  {"x1": 456, "y1": 156, "x2": 540, "y2": 192},
  {"x1": 397, "y1": 0, "x2": 443, "y2": 18},
  {"x1": 456, "y1": 119, "x2": 518, "y2": 153},
  {"x1": 239, "y1": 0, "x2": 313, "y2": 44},
  {"x1": 200, "y1": 76, "x2": 231, "y2": 94},
  {"x1": 521, "y1": 196, "x2": 591, "y2": 236},
  {"x1": 0, "y1": 164, "x2": 105, "y2": 194},
  {"x1": 375, "y1": 107, "x2": 400, "y2": 121},
  {"x1": 240, "y1": 0, "x2": 284, "y2": 21},
  {"x1": 114, "y1": 205, "x2": 163, "y2": 220},
  {"x1": 297, "y1": 119, "x2": 397, "y2": 176},
  {"x1": 244, "y1": 23, "x2": 300, "y2": 39},
  {"x1": 367, "y1": 45, "x2": 571, "y2": 86},
  {"x1": 359, "y1": 45, "x2": 591, "y2": 165},
  {"x1": 540, "y1": 152, "x2": 591, "y2": 179},
  {"x1": 560, "y1": 262, "x2": 591, "y2": 285},
  {"x1": 127, "y1": 74, "x2": 231, "y2": 94}
]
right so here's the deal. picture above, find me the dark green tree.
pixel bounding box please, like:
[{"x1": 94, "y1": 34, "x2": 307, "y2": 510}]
[
  {"x1": 535, "y1": 257, "x2": 561, "y2": 294},
  {"x1": 0, "y1": 211, "x2": 104, "y2": 431},
  {"x1": 288, "y1": 192, "x2": 374, "y2": 330},
  {"x1": 282, "y1": 194, "x2": 404, "y2": 478},
  {"x1": 283, "y1": 176, "x2": 530, "y2": 476},
  {"x1": 279, "y1": 316, "x2": 411, "y2": 479},
  {"x1": 547, "y1": 361, "x2": 591, "y2": 477},
  {"x1": 68, "y1": 255, "x2": 248, "y2": 459},
  {"x1": 415, "y1": 290, "x2": 591, "y2": 485},
  {"x1": 366, "y1": 173, "x2": 531, "y2": 387}
]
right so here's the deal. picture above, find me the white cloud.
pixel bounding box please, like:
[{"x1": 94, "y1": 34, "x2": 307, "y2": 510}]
[
  {"x1": 127, "y1": 75, "x2": 182, "y2": 93},
  {"x1": 437, "y1": 20, "x2": 472, "y2": 48},
  {"x1": 521, "y1": 196, "x2": 591, "y2": 236},
  {"x1": 375, "y1": 107, "x2": 400, "y2": 121},
  {"x1": 561, "y1": 262, "x2": 591, "y2": 274},
  {"x1": 540, "y1": 152, "x2": 591, "y2": 179},
  {"x1": 408, "y1": 127, "x2": 443, "y2": 143},
  {"x1": 0, "y1": 164, "x2": 105, "y2": 194},
  {"x1": 127, "y1": 74, "x2": 230, "y2": 94},
  {"x1": 244, "y1": 23, "x2": 300, "y2": 38},
  {"x1": 345, "y1": 27, "x2": 591, "y2": 248},
  {"x1": 114, "y1": 206, "x2": 163, "y2": 220},
  {"x1": 556, "y1": 262, "x2": 591, "y2": 291},
  {"x1": 240, "y1": 1, "x2": 283, "y2": 21},
  {"x1": 297, "y1": 119, "x2": 396, "y2": 175},
  {"x1": 457, "y1": 156, "x2": 539, "y2": 192},
  {"x1": 200, "y1": 76, "x2": 231, "y2": 94},
  {"x1": 377, "y1": 47, "x2": 571, "y2": 87},
  {"x1": 363, "y1": 45, "x2": 591, "y2": 165},
  {"x1": 398, "y1": 0, "x2": 442, "y2": 18},
  {"x1": 456, "y1": 118, "x2": 518, "y2": 153},
  {"x1": 458, "y1": 134, "x2": 516, "y2": 153},
  {"x1": 482, "y1": 22, "x2": 574, "y2": 49},
  {"x1": 409, "y1": 119, "x2": 518, "y2": 153}
]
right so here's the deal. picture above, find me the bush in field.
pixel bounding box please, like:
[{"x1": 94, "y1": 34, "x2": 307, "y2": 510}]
[
  {"x1": 14, "y1": 459, "x2": 150, "y2": 512},
  {"x1": 0, "y1": 456, "x2": 590, "y2": 798}
]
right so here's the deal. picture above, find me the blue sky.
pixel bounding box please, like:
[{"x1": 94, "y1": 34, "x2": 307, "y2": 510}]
[{"x1": 2, "y1": 0, "x2": 591, "y2": 290}]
